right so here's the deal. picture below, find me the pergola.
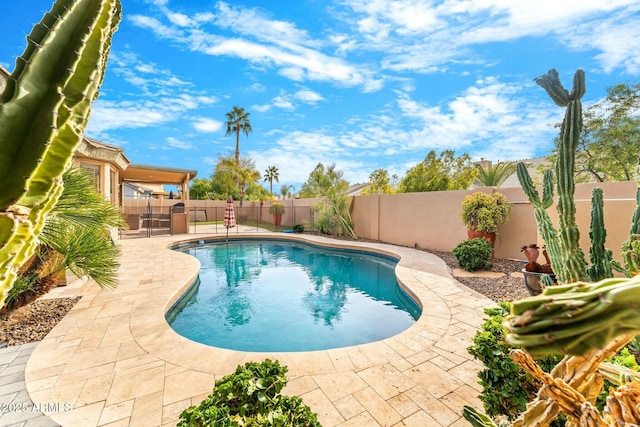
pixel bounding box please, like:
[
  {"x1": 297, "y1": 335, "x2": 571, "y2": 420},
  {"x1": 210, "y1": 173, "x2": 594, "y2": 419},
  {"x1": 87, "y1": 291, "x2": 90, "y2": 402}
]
[{"x1": 121, "y1": 164, "x2": 197, "y2": 201}]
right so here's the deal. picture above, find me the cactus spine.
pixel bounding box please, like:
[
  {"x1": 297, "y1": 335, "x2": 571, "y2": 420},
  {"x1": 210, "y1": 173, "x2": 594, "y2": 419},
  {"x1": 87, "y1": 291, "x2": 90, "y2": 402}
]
[{"x1": 0, "y1": 0, "x2": 121, "y2": 309}]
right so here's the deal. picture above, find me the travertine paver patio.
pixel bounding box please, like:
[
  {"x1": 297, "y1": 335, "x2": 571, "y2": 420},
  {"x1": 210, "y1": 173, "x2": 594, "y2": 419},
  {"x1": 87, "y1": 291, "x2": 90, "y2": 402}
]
[{"x1": 22, "y1": 230, "x2": 496, "y2": 426}]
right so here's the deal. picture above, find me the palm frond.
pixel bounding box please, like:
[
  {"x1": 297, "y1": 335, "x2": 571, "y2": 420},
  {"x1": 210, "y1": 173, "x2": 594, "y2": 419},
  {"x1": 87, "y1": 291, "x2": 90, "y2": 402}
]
[
  {"x1": 47, "y1": 166, "x2": 125, "y2": 230},
  {"x1": 475, "y1": 161, "x2": 516, "y2": 187},
  {"x1": 51, "y1": 224, "x2": 120, "y2": 289}
]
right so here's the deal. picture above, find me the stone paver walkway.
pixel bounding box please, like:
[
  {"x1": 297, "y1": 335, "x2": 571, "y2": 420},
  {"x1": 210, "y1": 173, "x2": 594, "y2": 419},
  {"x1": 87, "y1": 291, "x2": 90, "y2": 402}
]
[
  {"x1": 19, "y1": 232, "x2": 496, "y2": 426},
  {"x1": 0, "y1": 342, "x2": 58, "y2": 427}
]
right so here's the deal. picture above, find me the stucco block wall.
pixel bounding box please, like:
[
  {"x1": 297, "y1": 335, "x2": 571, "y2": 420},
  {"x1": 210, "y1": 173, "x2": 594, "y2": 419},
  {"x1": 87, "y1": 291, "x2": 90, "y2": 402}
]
[
  {"x1": 352, "y1": 181, "x2": 638, "y2": 262},
  {"x1": 125, "y1": 181, "x2": 638, "y2": 263}
]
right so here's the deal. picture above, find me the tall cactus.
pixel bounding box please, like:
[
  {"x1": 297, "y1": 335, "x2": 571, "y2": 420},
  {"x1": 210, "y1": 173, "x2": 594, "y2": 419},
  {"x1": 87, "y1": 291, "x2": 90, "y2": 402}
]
[
  {"x1": 612, "y1": 160, "x2": 640, "y2": 277},
  {"x1": 0, "y1": 0, "x2": 122, "y2": 309},
  {"x1": 587, "y1": 188, "x2": 614, "y2": 281},
  {"x1": 518, "y1": 69, "x2": 599, "y2": 284}
]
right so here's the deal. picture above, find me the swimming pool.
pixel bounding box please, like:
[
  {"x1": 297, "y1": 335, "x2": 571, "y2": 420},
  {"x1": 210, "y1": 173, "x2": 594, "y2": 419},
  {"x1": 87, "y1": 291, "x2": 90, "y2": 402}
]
[{"x1": 166, "y1": 239, "x2": 422, "y2": 352}]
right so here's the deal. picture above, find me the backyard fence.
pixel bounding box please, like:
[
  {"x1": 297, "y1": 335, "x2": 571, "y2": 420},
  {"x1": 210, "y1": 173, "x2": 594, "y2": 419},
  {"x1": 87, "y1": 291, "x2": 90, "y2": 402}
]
[
  {"x1": 120, "y1": 198, "x2": 316, "y2": 239},
  {"x1": 118, "y1": 180, "x2": 640, "y2": 263}
]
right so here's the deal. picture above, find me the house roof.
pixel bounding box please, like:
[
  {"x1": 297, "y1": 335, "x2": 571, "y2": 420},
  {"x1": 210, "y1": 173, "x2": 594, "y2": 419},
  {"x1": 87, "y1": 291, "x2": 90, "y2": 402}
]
[
  {"x1": 75, "y1": 137, "x2": 130, "y2": 171},
  {"x1": 346, "y1": 183, "x2": 370, "y2": 196},
  {"x1": 121, "y1": 163, "x2": 197, "y2": 185}
]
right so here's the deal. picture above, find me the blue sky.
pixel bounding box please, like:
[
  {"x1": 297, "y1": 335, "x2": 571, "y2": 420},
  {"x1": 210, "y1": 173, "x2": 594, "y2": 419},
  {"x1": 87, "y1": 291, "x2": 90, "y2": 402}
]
[{"x1": 2, "y1": 1, "x2": 639, "y2": 192}]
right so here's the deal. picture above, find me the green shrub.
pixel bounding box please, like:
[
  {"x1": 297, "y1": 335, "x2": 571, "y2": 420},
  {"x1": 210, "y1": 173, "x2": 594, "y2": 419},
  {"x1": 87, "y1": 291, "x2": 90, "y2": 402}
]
[
  {"x1": 452, "y1": 238, "x2": 493, "y2": 271},
  {"x1": 313, "y1": 203, "x2": 337, "y2": 235},
  {"x1": 178, "y1": 359, "x2": 320, "y2": 427},
  {"x1": 467, "y1": 303, "x2": 564, "y2": 423},
  {"x1": 460, "y1": 191, "x2": 511, "y2": 234},
  {"x1": 293, "y1": 224, "x2": 305, "y2": 233}
]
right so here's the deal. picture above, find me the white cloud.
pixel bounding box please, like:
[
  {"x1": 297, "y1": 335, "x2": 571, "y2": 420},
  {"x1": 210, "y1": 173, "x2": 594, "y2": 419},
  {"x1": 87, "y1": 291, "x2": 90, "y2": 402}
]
[
  {"x1": 562, "y1": 12, "x2": 640, "y2": 74},
  {"x1": 338, "y1": 0, "x2": 640, "y2": 75},
  {"x1": 247, "y1": 83, "x2": 267, "y2": 92},
  {"x1": 250, "y1": 75, "x2": 563, "y2": 186},
  {"x1": 272, "y1": 94, "x2": 295, "y2": 110},
  {"x1": 294, "y1": 88, "x2": 324, "y2": 104},
  {"x1": 193, "y1": 117, "x2": 224, "y2": 132},
  {"x1": 88, "y1": 101, "x2": 168, "y2": 132},
  {"x1": 130, "y1": 2, "x2": 381, "y2": 90},
  {"x1": 129, "y1": 15, "x2": 184, "y2": 39},
  {"x1": 166, "y1": 137, "x2": 192, "y2": 149},
  {"x1": 167, "y1": 12, "x2": 193, "y2": 27},
  {"x1": 394, "y1": 77, "x2": 560, "y2": 159},
  {"x1": 87, "y1": 52, "x2": 216, "y2": 135}
]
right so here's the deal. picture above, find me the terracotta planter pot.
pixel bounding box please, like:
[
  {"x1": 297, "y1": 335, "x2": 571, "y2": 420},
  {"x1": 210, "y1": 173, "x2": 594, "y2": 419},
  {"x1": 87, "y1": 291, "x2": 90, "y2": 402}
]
[
  {"x1": 273, "y1": 213, "x2": 283, "y2": 227},
  {"x1": 467, "y1": 229, "x2": 496, "y2": 246},
  {"x1": 521, "y1": 269, "x2": 557, "y2": 296}
]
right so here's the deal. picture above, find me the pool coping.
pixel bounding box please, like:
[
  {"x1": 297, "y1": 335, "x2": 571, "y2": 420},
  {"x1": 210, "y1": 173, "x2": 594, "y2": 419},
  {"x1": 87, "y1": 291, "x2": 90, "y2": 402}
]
[{"x1": 24, "y1": 231, "x2": 497, "y2": 426}]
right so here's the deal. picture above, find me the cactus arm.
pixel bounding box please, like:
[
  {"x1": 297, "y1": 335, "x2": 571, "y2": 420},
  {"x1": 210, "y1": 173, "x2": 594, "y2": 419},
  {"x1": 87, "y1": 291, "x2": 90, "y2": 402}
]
[
  {"x1": 534, "y1": 69, "x2": 570, "y2": 107},
  {"x1": 517, "y1": 162, "x2": 542, "y2": 206},
  {"x1": 617, "y1": 234, "x2": 640, "y2": 277},
  {"x1": 630, "y1": 187, "x2": 640, "y2": 236},
  {"x1": 541, "y1": 169, "x2": 554, "y2": 209},
  {"x1": 0, "y1": 0, "x2": 121, "y2": 210},
  {"x1": 516, "y1": 162, "x2": 565, "y2": 279},
  {"x1": 0, "y1": 0, "x2": 121, "y2": 309},
  {"x1": 586, "y1": 188, "x2": 613, "y2": 281},
  {"x1": 613, "y1": 163, "x2": 640, "y2": 276},
  {"x1": 555, "y1": 97, "x2": 586, "y2": 282}
]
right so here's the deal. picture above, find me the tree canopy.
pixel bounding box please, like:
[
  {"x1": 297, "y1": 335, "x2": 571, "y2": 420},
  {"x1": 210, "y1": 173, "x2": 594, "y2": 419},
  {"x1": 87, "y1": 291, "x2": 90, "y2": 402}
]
[
  {"x1": 189, "y1": 178, "x2": 213, "y2": 200},
  {"x1": 398, "y1": 150, "x2": 478, "y2": 193},
  {"x1": 299, "y1": 163, "x2": 355, "y2": 238},
  {"x1": 189, "y1": 155, "x2": 266, "y2": 201},
  {"x1": 361, "y1": 168, "x2": 393, "y2": 195},
  {"x1": 299, "y1": 163, "x2": 346, "y2": 198},
  {"x1": 572, "y1": 82, "x2": 640, "y2": 182}
]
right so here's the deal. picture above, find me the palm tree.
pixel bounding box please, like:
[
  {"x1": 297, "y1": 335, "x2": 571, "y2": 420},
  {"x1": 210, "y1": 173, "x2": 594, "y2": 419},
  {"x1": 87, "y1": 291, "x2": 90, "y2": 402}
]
[
  {"x1": 264, "y1": 165, "x2": 279, "y2": 199},
  {"x1": 6, "y1": 166, "x2": 125, "y2": 310},
  {"x1": 225, "y1": 106, "x2": 252, "y2": 166},
  {"x1": 220, "y1": 156, "x2": 261, "y2": 207},
  {"x1": 38, "y1": 166, "x2": 124, "y2": 288},
  {"x1": 280, "y1": 184, "x2": 294, "y2": 199},
  {"x1": 474, "y1": 161, "x2": 516, "y2": 187}
]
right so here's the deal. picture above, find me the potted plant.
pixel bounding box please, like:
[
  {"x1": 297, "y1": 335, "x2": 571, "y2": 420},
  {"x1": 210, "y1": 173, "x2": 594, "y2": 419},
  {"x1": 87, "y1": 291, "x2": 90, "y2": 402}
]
[
  {"x1": 269, "y1": 202, "x2": 285, "y2": 227},
  {"x1": 520, "y1": 244, "x2": 555, "y2": 295},
  {"x1": 460, "y1": 191, "x2": 511, "y2": 245}
]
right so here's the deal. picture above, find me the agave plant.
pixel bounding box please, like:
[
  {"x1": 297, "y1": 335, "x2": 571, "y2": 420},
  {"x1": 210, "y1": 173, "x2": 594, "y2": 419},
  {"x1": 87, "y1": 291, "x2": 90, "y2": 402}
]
[{"x1": 0, "y1": 0, "x2": 121, "y2": 309}]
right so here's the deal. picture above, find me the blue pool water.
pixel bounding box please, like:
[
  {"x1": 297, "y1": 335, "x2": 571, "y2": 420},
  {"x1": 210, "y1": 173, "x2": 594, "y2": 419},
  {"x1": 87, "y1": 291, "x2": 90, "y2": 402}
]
[{"x1": 166, "y1": 240, "x2": 421, "y2": 352}]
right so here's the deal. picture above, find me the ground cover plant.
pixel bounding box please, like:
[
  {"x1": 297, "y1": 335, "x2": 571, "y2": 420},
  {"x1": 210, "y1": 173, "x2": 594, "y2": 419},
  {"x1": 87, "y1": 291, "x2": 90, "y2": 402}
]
[
  {"x1": 178, "y1": 359, "x2": 320, "y2": 426},
  {"x1": 468, "y1": 303, "x2": 569, "y2": 425}
]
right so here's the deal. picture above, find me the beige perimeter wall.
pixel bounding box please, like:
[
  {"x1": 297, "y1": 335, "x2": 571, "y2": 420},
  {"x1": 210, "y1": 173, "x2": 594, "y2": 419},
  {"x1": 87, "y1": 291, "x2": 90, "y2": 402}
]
[
  {"x1": 352, "y1": 181, "x2": 638, "y2": 263},
  {"x1": 126, "y1": 181, "x2": 638, "y2": 262}
]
